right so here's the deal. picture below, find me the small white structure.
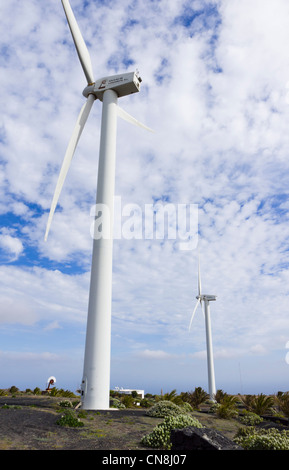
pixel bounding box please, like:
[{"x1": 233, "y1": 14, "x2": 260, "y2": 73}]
[{"x1": 114, "y1": 387, "x2": 144, "y2": 399}]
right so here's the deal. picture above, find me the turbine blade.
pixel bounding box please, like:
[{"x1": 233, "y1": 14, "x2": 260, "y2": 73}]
[
  {"x1": 117, "y1": 106, "x2": 154, "y2": 132},
  {"x1": 189, "y1": 298, "x2": 200, "y2": 331},
  {"x1": 198, "y1": 254, "x2": 202, "y2": 297},
  {"x1": 61, "y1": 0, "x2": 95, "y2": 84},
  {"x1": 44, "y1": 94, "x2": 95, "y2": 241}
]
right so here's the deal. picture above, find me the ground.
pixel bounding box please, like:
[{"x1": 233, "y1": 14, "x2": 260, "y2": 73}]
[{"x1": 0, "y1": 395, "x2": 244, "y2": 450}]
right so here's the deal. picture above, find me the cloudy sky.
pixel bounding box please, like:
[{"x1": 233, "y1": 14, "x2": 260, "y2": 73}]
[{"x1": 1, "y1": 0, "x2": 289, "y2": 396}]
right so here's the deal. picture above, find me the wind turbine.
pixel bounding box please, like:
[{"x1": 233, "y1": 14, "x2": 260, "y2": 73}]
[
  {"x1": 44, "y1": 0, "x2": 152, "y2": 410},
  {"x1": 189, "y1": 256, "x2": 217, "y2": 402}
]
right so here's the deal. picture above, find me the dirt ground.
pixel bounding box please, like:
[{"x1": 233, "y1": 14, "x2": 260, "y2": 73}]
[{"x1": 0, "y1": 395, "x2": 243, "y2": 451}]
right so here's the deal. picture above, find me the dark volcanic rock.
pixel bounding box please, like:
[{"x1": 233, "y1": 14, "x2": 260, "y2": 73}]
[{"x1": 171, "y1": 426, "x2": 243, "y2": 450}]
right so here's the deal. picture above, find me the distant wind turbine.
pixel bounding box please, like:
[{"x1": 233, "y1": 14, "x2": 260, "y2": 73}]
[
  {"x1": 189, "y1": 256, "x2": 217, "y2": 401},
  {"x1": 44, "y1": 0, "x2": 152, "y2": 410}
]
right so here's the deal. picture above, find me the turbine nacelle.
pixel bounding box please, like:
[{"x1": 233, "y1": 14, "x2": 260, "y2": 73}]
[
  {"x1": 83, "y1": 71, "x2": 142, "y2": 101},
  {"x1": 189, "y1": 256, "x2": 217, "y2": 331},
  {"x1": 196, "y1": 294, "x2": 217, "y2": 302}
]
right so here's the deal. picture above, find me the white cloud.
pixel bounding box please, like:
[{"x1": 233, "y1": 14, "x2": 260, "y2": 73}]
[
  {"x1": 43, "y1": 321, "x2": 62, "y2": 331},
  {"x1": 0, "y1": 265, "x2": 89, "y2": 326},
  {"x1": 0, "y1": 229, "x2": 23, "y2": 262},
  {"x1": 0, "y1": 350, "x2": 59, "y2": 362},
  {"x1": 250, "y1": 344, "x2": 267, "y2": 356},
  {"x1": 140, "y1": 349, "x2": 178, "y2": 360},
  {"x1": 0, "y1": 297, "x2": 37, "y2": 326}
]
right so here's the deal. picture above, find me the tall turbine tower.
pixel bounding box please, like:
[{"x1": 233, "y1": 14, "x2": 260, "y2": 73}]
[
  {"x1": 189, "y1": 257, "x2": 217, "y2": 401},
  {"x1": 45, "y1": 0, "x2": 152, "y2": 410}
]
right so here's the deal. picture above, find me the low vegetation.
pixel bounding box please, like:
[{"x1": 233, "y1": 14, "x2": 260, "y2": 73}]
[
  {"x1": 0, "y1": 386, "x2": 77, "y2": 398},
  {"x1": 234, "y1": 427, "x2": 289, "y2": 450},
  {"x1": 56, "y1": 410, "x2": 84, "y2": 428},
  {"x1": 145, "y1": 400, "x2": 188, "y2": 418},
  {"x1": 1, "y1": 385, "x2": 289, "y2": 450},
  {"x1": 141, "y1": 413, "x2": 203, "y2": 449}
]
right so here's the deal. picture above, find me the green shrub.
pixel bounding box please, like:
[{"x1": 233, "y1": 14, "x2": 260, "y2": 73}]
[
  {"x1": 181, "y1": 387, "x2": 209, "y2": 409},
  {"x1": 146, "y1": 400, "x2": 184, "y2": 418},
  {"x1": 140, "y1": 398, "x2": 155, "y2": 408},
  {"x1": 121, "y1": 394, "x2": 135, "y2": 408},
  {"x1": 161, "y1": 389, "x2": 184, "y2": 405},
  {"x1": 209, "y1": 402, "x2": 221, "y2": 414},
  {"x1": 215, "y1": 395, "x2": 239, "y2": 419},
  {"x1": 253, "y1": 394, "x2": 275, "y2": 416},
  {"x1": 275, "y1": 392, "x2": 289, "y2": 418},
  {"x1": 240, "y1": 394, "x2": 255, "y2": 411},
  {"x1": 234, "y1": 427, "x2": 289, "y2": 450},
  {"x1": 216, "y1": 403, "x2": 238, "y2": 419},
  {"x1": 214, "y1": 389, "x2": 227, "y2": 403},
  {"x1": 72, "y1": 400, "x2": 81, "y2": 407},
  {"x1": 180, "y1": 402, "x2": 194, "y2": 413},
  {"x1": 241, "y1": 393, "x2": 275, "y2": 416},
  {"x1": 141, "y1": 414, "x2": 203, "y2": 449},
  {"x1": 56, "y1": 410, "x2": 84, "y2": 427},
  {"x1": 33, "y1": 387, "x2": 41, "y2": 395},
  {"x1": 58, "y1": 400, "x2": 73, "y2": 408},
  {"x1": 239, "y1": 412, "x2": 263, "y2": 426},
  {"x1": 49, "y1": 387, "x2": 76, "y2": 398},
  {"x1": 58, "y1": 389, "x2": 76, "y2": 398},
  {"x1": 110, "y1": 398, "x2": 125, "y2": 409}
]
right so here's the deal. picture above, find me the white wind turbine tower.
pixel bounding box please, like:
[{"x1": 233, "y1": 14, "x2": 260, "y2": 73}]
[
  {"x1": 189, "y1": 256, "x2": 217, "y2": 401},
  {"x1": 44, "y1": 0, "x2": 152, "y2": 410}
]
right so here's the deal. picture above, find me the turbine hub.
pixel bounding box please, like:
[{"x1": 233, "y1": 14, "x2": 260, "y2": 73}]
[
  {"x1": 197, "y1": 294, "x2": 217, "y2": 302},
  {"x1": 83, "y1": 71, "x2": 142, "y2": 101}
]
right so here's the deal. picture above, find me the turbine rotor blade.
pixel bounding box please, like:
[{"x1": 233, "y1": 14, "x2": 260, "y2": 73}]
[
  {"x1": 189, "y1": 298, "x2": 200, "y2": 331},
  {"x1": 117, "y1": 106, "x2": 154, "y2": 132},
  {"x1": 61, "y1": 0, "x2": 95, "y2": 84},
  {"x1": 198, "y1": 254, "x2": 202, "y2": 297},
  {"x1": 44, "y1": 94, "x2": 95, "y2": 241}
]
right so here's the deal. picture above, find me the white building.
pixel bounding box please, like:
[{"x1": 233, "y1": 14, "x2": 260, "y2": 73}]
[{"x1": 113, "y1": 387, "x2": 144, "y2": 399}]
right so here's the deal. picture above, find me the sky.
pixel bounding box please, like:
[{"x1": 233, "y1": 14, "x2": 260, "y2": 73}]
[{"x1": 1, "y1": 0, "x2": 289, "y2": 397}]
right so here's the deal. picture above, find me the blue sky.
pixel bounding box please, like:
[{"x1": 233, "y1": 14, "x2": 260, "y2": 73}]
[{"x1": 1, "y1": 0, "x2": 289, "y2": 396}]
